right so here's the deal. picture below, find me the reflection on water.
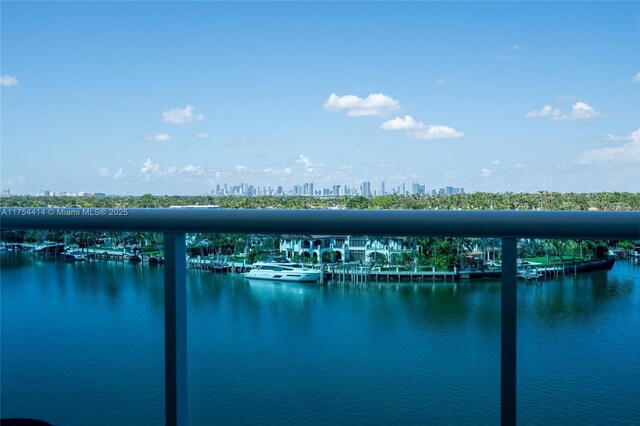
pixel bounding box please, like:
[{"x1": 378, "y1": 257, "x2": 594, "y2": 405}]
[{"x1": 1, "y1": 252, "x2": 638, "y2": 425}]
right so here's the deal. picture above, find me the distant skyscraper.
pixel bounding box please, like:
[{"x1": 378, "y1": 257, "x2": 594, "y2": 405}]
[
  {"x1": 411, "y1": 182, "x2": 425, "y2": 195},
  {"x1": 362, "y1": 181, "x2": 371, "y2": 197},
  {"x1": 381, "y1": 181, "x2": 386, "y2": 195},
  {"x1": 303, "y1": 182, "x2": 314, "y2": 196}
]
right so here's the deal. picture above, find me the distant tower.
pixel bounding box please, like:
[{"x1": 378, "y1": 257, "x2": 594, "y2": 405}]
[{"x1": 362, "y1": 181, "x2": 371, "y2": 197}]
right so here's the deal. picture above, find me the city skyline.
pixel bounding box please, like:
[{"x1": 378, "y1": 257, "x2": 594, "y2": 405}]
[
  {"x1": 4, "y1": 178, "x2": 465, "y2": 198},
  {"x1": 1, "y1": 2, "x2": 639, "y2": 195}
]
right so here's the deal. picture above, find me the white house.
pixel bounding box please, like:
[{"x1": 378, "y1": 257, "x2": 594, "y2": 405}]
[{"x1": 279, "y1": 235, "x2": 412, "y2": 263}]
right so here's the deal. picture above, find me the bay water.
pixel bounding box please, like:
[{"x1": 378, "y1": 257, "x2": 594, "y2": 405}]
[{"x1": 1, "y1": 253, "x2": 638, "y2": 425}]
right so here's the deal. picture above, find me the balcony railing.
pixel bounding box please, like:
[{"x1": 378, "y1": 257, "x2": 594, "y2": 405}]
[{"x1": 2, "y1": 208, "x2": 639, "y2": 426}]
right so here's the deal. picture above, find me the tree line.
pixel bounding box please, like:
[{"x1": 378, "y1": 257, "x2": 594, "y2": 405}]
[{"x1": 1, "y1": 191, "x2": 639, "y2": 210}]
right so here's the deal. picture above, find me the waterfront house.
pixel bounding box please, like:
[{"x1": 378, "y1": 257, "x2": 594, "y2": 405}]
[{"x1": 279, "y1": 235, "x2": 412, "y2": 263}]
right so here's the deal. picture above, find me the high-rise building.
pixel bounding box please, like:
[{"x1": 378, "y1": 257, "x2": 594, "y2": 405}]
[
  {"x1": 362, "y1": 181, "x2": 371, "y2": 197},
  {"x1": 411, "y1": 182, "x2": 425, "y2": 195},
  {"x1": 381, "y1": 181, "x2": 386, "y2": 195},
  {"x1": 303, "y1": 182, "x2": 314, "y2": 196}
]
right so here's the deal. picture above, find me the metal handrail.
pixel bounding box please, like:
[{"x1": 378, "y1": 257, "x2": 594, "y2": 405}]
[
  {"x1": 1, "y1": 208, "x2": 639, "y2": 238},
  {"x1": 2, "y1": 208, "x2": 639, "y2": 426}
]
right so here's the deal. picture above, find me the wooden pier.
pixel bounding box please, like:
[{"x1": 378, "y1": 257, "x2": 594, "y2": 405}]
[
  {"x1": 187, "y1": 257, "x2": 232, "y2": 273},
  {"x1": 321, "y1": 264, "x2": 458, "y2": 285}
]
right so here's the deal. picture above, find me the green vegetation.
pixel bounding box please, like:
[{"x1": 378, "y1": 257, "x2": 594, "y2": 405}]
[{"x1": 1, "y1": 191, "x2": 639, "y2": 211}]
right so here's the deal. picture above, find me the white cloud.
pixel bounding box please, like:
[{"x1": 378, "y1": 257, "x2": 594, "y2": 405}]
[
  {"x1": 263, "y1": 167, "x2": 293, "y2": 177},
  {"x1": 137, "y1": 159, "x2": 209, "y2": 181},
  {"x1": 526, "y1": 101, "x2": 599, "y2": 121},
  {"x1": 162, "y1": 105, "x2": 204, "y2": 124},
  {"x1": 98, "y1": 167, "x2": 110, "y2": 178},
  {"x1": 195, "y1": 132, "x2": 209, "y2": 139},
  {"x1": 631, "y1": 73, "x2": 640, "y2": 83},
  {"x1": 180, "y1": 165, "x2": 203, "y2": 175},
  {"x1": 140, "y1": 158, "x2": 161, "y2": 175},
  {"x1": 569, "y1": 102, "x2": 599, "y2": 121},
  {"x1": 323, "y1": 93, "x2": 400, "y2": 116},
  {"x1": 380, "y1": 115, "x2": 422, "y2": 130},
  {"x1": 114, "y1": 168, "x2": 125, "y2": 179},
  {"x1": 577, "y1": 129, "x2": 640, "y2": 166},
  {"x1": 381, "y1": 116, "x2": 463, "y2": 140},
  {"x1": 514, "y1": 163, "x2": 527, "y2": 169},
  {"x1": 235, "y1": 165, "x2": 248, "y2": 173},
  {"x1": 410, "y1": 125, "x2": 463, "y2": 140},
  {"x1": 0, "y1": 75, "x2": 19, "y2": 87},
  {"x1": 604, "y1": 134, "x2": 625, "y2": 142},
  {"x1": 491, "y1": 160, "x2": 501, "y2": 166},
  {"x1": 480, "y1": 168, "x2": 493, "y2": 178},
  {"x1": 146, "y1": 133, "x2": 171, "y2": 142},
  {"x1": 296, "y1": 154, "x2": 315, "y2": 172},
  {"x1": 525, "y1": 105, "x2": 563, "y2": 119}
]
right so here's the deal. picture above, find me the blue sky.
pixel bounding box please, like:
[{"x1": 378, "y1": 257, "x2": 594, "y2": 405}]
[{"x1": 1, "y1": 1, "x2": 639, "y2": 195}]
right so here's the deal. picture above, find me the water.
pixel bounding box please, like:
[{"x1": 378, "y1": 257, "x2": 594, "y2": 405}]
[{"x1": 1, "y1": 253, "x2": 638, "y2": 425}]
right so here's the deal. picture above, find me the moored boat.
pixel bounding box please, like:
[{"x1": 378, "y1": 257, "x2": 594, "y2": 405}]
[
  {"x1": 62, "y1": 250, "x2": 86, "y2": 261},
  {"x1": 245, "y1": 257, "x2": 321, "y2": 282},
  {"x1": 123, "y1": 250, "x2": 142, "y2": 262}
]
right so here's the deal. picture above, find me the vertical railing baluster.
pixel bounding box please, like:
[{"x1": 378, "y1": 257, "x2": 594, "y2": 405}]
[
  {"x1": 501, "y1": 237, "x2": 517, "y2": 426},
  {"x1": 164, "y1": 232, "x2": 187, "y2": 426}
]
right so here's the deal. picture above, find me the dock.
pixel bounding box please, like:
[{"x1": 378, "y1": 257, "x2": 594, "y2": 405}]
[
  {"x1": 3, "y1": 243, "x2": 617, "y2": 284},
  {"x1": 187, "y1": 256, "x2": 232, "y2": 272},
  {"x1": 321, "y1": 264, "x2": 458, "y2": 285}
]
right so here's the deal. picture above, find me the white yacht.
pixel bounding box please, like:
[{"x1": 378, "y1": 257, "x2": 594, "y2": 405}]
[
  {"x1": 62, "y1": 249, "x2": 86, "y2": 261},
  {"x1": 245, "y1": 257, "x2": 321, "y2": 282}
]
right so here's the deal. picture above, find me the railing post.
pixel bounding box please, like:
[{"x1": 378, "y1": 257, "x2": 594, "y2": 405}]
[
  {"x1": 164, "y1": 232, "x2": 187, "y2": 426},
  {"x1": 501, "y1": 237, "x2": 517, "y2": 426}
]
